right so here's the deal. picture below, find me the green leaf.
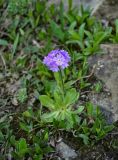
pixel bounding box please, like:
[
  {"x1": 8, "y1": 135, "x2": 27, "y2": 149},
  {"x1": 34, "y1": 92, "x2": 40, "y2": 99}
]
[
  {"x1": 115, "y1": 19, "x2": 118, "y2": 36},
  {"x1": 66, "y1": 40, "x2": 83, "y2": 49},
  {"x1": 69, "y1": 21, "x2": 77, "y2": 31},
  {"x1": 12, "y1": 33, "x2": 19, "y2": 57},
  {"x1": 104, "y1": 125, "x2": 114, "y2": 133},
  {"x1": 79, "y1": 23, "x2": 85, "y2": 42},
  {"x1": 94, "y1": 31, "x2": 110, "y2": 46},
  {"x1": 85, "y1": 30, "x2": 93, "y2": 40},
  {"x1": 41, "y1": 111, "x2": 60, "y2": 122},
  {"x1": 19, "y1": 138, "x2": 27, "y2": 149},
  {"x1": 10, "y1": 136, "x2": 16, "y2": 145},
  {"x1": 39, "y1": 95, "x2": 55, "y2": 110},
  {"x1": 75, "y1": 106, "x2": 84, "y2": 114},
  {"x1": 68, "y1": 30, "x2": 79, "y2": 39},
  {"x1": 0, "y1": 131, "x2": 4, "y2": 142},
  {"x1": 58, "y1": 110, "x2": 67, "y2": 121},
  {"x1": 50, "y1": 21, "x2": 65, "y2": 41},
  {"x1": 19, "y1": 28, "x2": 25, "y2": 36},
  {"x1": 68, "y1": 0, "x2": 72, "y2": 10},
  {"x1": 79, "y1": 134, "x2": 89, "y2": 145},
  {"x1": 44, "y1": 132, "x2": 49, "y2": 141},
  {"x1": 0, "y1": 115, "x2": 7, "y2": 123},
  {"x1": 0, "y1": 39, "x2": 8, "y2": 46},
  {"x1": 53, "y1": 90, "x2": 62, "y2": 106},
  {"x1": 86, "y1": 103, "x2": 94, "y2": 116},
  {"x1": 64, "y1": 80, "x2": 76, "y2": 89},
  {"x1": 23, "y1": 111, "x2": 31, "y2": 118},
  {"x1": 19, "y1": 122, "x2": 31, "y2": 132},
  {"x1": 17, "y1": 138, "x2": 28, "y2": 155},
  {"x1": 64, "y1": 88, "x2": 79, "y2": 106}
]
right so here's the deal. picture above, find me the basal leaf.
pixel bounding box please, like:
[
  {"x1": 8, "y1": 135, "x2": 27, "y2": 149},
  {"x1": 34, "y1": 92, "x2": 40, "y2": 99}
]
[
  {"x1": 39, "y1": 95, "x2": 55, "y2": 110},
  {"x1": 64, "y1": 88, "x2": 79, "y2": 106},
  {"x1": 41, "y1": 111, "x2": 60, "y2": 122}
]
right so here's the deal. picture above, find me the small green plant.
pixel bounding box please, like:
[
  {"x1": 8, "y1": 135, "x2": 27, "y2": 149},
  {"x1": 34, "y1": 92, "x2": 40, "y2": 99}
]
[
  {"x1": 84, "y1": 27, "x2": 111, "y2": 55},
  {"x1": 11, "y1": 137, "x2": 29, "y2": 159},
  {"x1": 10, "y1": 129, "x2": 52, "y2": 159},
  {"x1": 93, "y1": 82, "x2": 103, "y2": 93},
  {"x1": 111, "y1": 139, "x2": 118, "y2": 150},
  {"x1": 17, "y1": 88, "x2": 27, "y2": 103},
  {"x1": 75, "y1": 103, "x2": 114, "y2": 145}
]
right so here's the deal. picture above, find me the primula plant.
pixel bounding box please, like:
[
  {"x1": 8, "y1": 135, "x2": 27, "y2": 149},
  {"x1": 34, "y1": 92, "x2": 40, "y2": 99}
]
[{"x1": 39, "y1": 49, "x2": 84, "y2": 129}]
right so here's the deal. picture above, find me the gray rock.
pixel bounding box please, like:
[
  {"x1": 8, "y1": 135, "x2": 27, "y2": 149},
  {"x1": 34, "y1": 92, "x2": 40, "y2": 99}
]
[
  {"x1": 56, "y1": 141, "x2": 77, "y2": 160},
  {"x1": 73, "y1": 0, "x2": 118, "y2": 23},
  {"x1": 88, "y1": 93, "x2": 114, "y2": 124},
  {"x1": 49, "y1": 0, "x2": 118, "y2": 23},
  {"x1": 48, "y1": 0, "x2": 99, "y2": 9},
  {"x1": 92, "y1": 0, "x2": 118, "y2": 22},
  {"x1": 88, "y1": 44, "x2": 118, "y2": 123},
  {"x1": 81, "y1": 0, "x2": 118, "y2": 21}
]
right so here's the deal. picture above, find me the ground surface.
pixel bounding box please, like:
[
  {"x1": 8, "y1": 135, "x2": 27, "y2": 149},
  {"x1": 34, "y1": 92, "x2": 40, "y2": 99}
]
[{"x1": 0, "y1": 0, "x2": 118, "y2": 160}]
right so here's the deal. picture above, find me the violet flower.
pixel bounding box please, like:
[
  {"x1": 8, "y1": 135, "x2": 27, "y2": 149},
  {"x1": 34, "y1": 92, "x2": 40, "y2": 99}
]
[{"x1": 43, "y1": 49, "x2": 71, "y2": 72}]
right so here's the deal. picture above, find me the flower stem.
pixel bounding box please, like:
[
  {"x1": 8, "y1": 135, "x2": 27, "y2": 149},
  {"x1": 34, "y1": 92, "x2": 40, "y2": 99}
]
[{"x1": 59, "y1": 69, "x2": 65, "y2": 97}]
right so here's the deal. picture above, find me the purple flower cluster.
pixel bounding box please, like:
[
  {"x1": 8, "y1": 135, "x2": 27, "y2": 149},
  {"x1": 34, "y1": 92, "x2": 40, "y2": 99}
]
[{"x1": 43, "y1": 49, "x2": 71, "y2": 72}]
